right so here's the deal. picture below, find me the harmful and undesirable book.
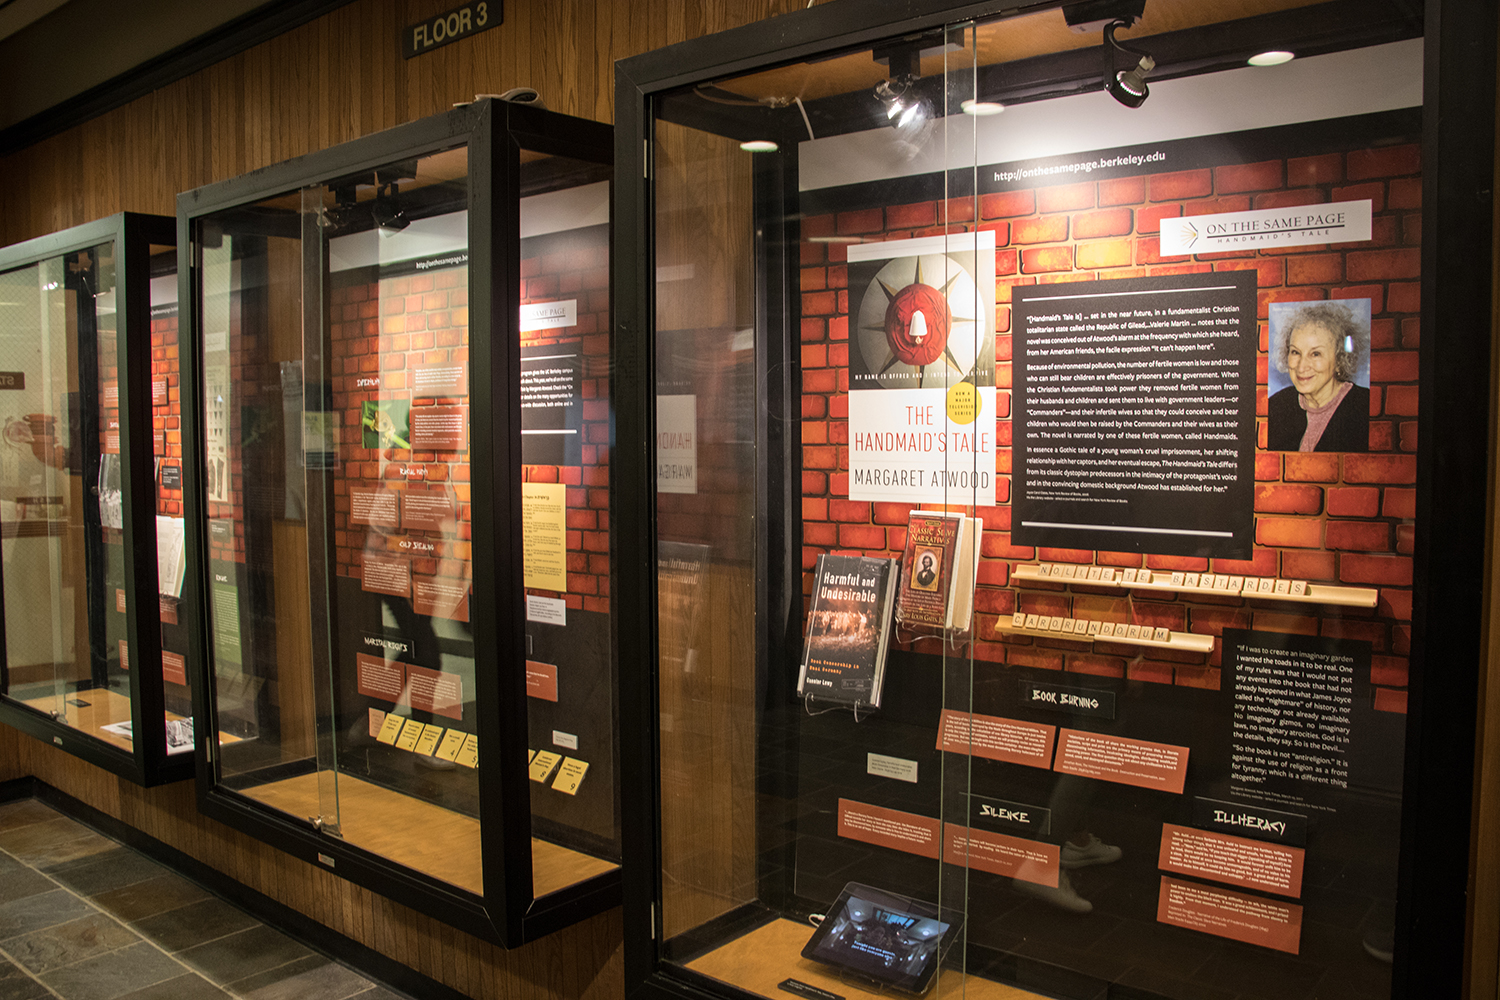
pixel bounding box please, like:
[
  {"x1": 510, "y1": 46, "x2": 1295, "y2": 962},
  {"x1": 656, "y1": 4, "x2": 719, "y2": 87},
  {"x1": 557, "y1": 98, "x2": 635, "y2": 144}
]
[
  {"x1": 895, "y1": 510, "x2": 982, "y2": 640},
  {"x1": 798, "y1": 554, "x2": 898, "y2": 710}
]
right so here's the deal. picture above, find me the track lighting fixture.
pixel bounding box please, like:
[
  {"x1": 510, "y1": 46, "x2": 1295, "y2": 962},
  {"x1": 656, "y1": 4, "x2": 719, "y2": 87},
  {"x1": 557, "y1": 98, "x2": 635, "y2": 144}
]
[
  {"x1": 1104, "y1": 20, "x2": 1155, "y2": 108},
  {"x1": 371, "y1": 182, "x2": 409, "y2": 237}
]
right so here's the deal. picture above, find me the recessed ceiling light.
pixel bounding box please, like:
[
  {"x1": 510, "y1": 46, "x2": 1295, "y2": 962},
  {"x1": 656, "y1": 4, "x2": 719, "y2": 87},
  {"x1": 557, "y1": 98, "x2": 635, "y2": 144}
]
[
  {"x1": 740, "y1": 140, "x2": 778, "y2": 152},
  {"x1": 960, "y1": 99, "x2": 1005, "y2": 116},
  {"x1": 1248, "y1": 50, "x2": 1295, "y2": 67}
]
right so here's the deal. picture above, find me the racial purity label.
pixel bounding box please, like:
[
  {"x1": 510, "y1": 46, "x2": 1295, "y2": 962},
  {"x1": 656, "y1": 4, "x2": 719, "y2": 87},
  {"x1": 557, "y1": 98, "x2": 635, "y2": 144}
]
[
  {"x1": 1161, "y1": 200, "x2": 1371, "y2": 255},
  {"x1": 846, "y1": 232, "x2": 996, "y2": 504}
]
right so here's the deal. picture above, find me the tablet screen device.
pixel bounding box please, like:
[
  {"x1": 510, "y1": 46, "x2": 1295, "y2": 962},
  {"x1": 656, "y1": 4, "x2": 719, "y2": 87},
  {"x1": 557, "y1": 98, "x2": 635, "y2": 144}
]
[{"x1": 800, "y1": 883, "x2": 960, "y2": 995}]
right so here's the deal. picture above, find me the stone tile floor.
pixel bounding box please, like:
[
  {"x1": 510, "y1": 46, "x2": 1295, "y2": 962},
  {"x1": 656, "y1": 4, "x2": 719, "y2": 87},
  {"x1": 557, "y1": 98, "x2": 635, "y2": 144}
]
[{"x1": 0, "y1": 798, "x2": 412, "y2": 1000}]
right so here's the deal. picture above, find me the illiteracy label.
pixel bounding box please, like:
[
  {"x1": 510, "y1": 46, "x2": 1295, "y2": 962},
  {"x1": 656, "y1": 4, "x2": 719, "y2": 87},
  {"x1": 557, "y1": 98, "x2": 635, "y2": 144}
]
[
  {"x1": 350, "y1": 488, "x2": 401, "y2": 528},
  {"x1": 846, "y1": 232, "x2": 997, "y2": 505},
  {"x1": 552, "y1": 730, "x2": 578, "y2": 750},
  {"x1": 401, "y1": 488, "x2": 456, "y2": 531},
  {"x1": 1054, "y1": 729, "x2": 1190, "y2": 794},
  {"x1": 1192, "y1": 797, "x2": 1308, "y2": 847},
  {"x1": 361, "y1": 553, "x2": 412, "y2": 597},
  {"x1": 936, "y1": 709, "x2": 1056, "y2": 769},
  {"x1": 1161, "y1": 200, "x2": 1372, "y2": 255},
  {"x1": 521, "y1": 482, "x2": 568, "y2": 591},
  {"x1": 656, "y1": 395, "x2": 698, "y2": 494},
  {"x1": 407, "y1": 664, "x2": 463, "y2": 720},
  {"x1": 526, "y1": 595, "x2": 566, "y2": 625},
  {"x1": 408, "y1": 405, "x2": 467, "y2": 450},
  {"x1": 1158, "y1": 823, "x2": 1305, "y2": 897},
  {"x1": 553, "y1": 757, "x2": 589, "y2": 795},
  {"x1": 970, "y1": 794, "x2": 1051, "y2": 837},
  {"x1": 1013, "y1": 271, "x2": 1257, "y2": 558},
  {"x1": 866, "y1": 753, "x2": 919, "y2": 784},
  {"x1": 1157, "y1": 876, "x2": 1302, "y2": 955},
  {"x1": 355, "y1": 653, "x2": 405, "y2": 703},
  {"x1": 944, "y1": 822, "x2": 1060, "y2": 887},
  {"x1": 412, "y1": 576, "x2": 469, "y2": 622},
  {"x1": 1020, "y1": 680, "x2": 1117, "y2": 720},
  {"x1": 837, "y1": 799, "x2": 941, "y2": 859},
  {"x1": 530, "y1": 750, "x2": 563, "y2": 782},
  {"x1": 162, "y1": 650, "x2": 187, "y2": 687},
  {"x1": 526, "y1": 661, "x2": 559, "y2": 702}
]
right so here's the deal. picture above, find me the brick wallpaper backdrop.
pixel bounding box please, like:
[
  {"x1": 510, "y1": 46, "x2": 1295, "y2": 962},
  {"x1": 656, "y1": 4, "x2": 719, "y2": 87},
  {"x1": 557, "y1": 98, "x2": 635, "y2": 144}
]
[
  {"x1": 331, "y1": 267, "x2": 474, "y2": 594},
  {"x1": 799, "y1": 143, "x2": 1419, "y2": 714},
  {"x1": 151, "y1": 308, "x2": 182, "y2": 518}
]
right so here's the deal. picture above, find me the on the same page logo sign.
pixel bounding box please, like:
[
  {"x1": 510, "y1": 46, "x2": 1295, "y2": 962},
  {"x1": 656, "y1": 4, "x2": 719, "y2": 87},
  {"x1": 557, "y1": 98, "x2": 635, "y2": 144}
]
[{"x1": 1160, "y1": 200, "x2": 1372, "y2": 255}]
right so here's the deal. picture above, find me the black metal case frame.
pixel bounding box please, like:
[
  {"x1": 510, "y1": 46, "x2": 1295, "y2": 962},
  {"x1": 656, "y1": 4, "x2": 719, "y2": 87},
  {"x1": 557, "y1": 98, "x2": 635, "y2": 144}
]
[
  {"x1": 0, "y1": 212, "x2": 189, "y2": 787},
  {"x1": 612, "y1": 1, "x2": 1496, "y2": 998},
  {"x1": 177, "y1": 100, "x2": 619, "y2": 946}
]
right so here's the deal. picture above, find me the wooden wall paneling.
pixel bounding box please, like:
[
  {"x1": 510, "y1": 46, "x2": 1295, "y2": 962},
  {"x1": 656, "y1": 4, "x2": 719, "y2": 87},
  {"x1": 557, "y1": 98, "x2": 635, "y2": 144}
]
[{"x1": 0, "y1": 0, "x2": 850, "y2": 996}]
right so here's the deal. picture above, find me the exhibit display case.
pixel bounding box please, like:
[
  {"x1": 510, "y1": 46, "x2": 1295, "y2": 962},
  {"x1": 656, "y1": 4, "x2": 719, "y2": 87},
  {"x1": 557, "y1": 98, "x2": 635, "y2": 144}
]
[
  {"x1": 178, "y1": 99, "x2": 619, "y2": 944},
  {"x1": 614, "y1": 1, "x2": 1493, "y2": 998},
  {"x1": 0, "y1": 213, "x2": 194, "y2": 786}
]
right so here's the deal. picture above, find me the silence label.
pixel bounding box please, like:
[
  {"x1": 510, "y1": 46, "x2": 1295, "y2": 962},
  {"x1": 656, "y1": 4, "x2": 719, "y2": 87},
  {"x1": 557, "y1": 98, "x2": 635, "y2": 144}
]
[{"x1": 1013, "y1": 271, "x2": 1256, "y2": 557}]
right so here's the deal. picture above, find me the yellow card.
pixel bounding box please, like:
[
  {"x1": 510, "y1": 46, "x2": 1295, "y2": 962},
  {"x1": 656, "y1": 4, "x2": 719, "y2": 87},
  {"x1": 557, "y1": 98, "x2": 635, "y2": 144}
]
[
  {"x1": 434, "y1": 729, "x2": 466, "y2": 762},
  {"x1": 376, "y1": 713, "x2": 406, "y2": 744},
  {"x1": 456, "y1": 733, "x2": 479, "y2": 768},
  {"x1": 415, "y1": 725, "x2": 443, "y2": 756},
  {"x1": 530, "y1": 750, "x2": 563, "y2": 782},
  {"x1": 528, "y1": 749, "x2": 537, "y2": 762},
  {"x1": 521, "y1": 483, "x2": 568, "y2": 592},
  {"x1": 395, "y1": 719, "x2": 425, "y2": 752},
  {"x1": 552, "y1": 757, "x2": 589, "y2": 796}
]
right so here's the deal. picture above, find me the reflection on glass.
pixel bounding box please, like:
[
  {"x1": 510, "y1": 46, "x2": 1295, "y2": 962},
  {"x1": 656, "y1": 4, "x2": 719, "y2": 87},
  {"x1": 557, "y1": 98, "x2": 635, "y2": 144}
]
[
  {"x1": 646, "y1": 8, "x2": 1411, "y2": 1000},
  {"x1": 0, "y1": 242, "x2": 137, "y2": 745},
  {"x1": 200, "y1": 143, "x2": 619, "y2": 899},
  {"x1": 516, "y1": 155, "x2": 621, "y2": 893}
]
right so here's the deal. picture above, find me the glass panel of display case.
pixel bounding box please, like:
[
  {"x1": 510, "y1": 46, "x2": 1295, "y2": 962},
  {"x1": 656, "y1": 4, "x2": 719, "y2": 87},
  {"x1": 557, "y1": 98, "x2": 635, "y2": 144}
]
[
  {"x1": 0, "y1": 244, "x2": 119, "y2": 732},
  {"x1": 515, "y1": 151, "x2": 621, "y2": 895},
  {"x1": 183, "y1": 102, "x2": 618, "y2": 943},
  {"x1": 150, "y1": 245, "x2": 194, "y2": 754},
  {"x1": 197, "y1": 147, "x2": 480, "y2": 889},
  {"x1": 618, "y1": 3, "x2": 1455, "y2": 999},
  {"x1": 0, "y1": 214, "x2": 189, "y2": 784}
]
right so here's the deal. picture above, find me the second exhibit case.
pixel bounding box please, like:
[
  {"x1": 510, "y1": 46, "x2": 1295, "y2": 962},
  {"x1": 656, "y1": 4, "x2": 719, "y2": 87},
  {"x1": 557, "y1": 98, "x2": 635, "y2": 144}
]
[
  {"x1": 179, "y1": 99, "x2": 619, "y2": 944},
  {"x1": 615, "y1": 2, "x2": 1492, "y2": 1000}
]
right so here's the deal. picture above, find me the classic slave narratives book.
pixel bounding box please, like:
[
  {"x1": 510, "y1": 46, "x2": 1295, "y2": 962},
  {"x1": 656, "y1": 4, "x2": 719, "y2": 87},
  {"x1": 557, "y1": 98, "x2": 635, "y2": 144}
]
[
  {"x1": 896, "y1": 510, "x2": 982, "y2": 641},
  {"x1": 798, "y1": 554, "x2": 898, "y2": 710}
]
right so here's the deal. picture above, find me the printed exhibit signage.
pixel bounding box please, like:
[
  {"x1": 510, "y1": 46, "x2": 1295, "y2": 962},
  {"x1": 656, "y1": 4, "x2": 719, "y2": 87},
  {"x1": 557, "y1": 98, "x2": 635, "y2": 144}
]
[
  {"x1": 519, "y1": 299, "x2": 578, "y2": 331},
  {"x1": 846, "y1": 232, "x2": 996, "y2": 504},
  {"x1": 1161, "y1": 200, "x2": 1372, "y2": 255},
  {"x1": 1013, "y1": 271, "x2": 1257, "y2": 557},
  {"x1": 656, "y1": 395, "x2": 698, "y2": 494},
  {"x1": 402, "y1": 1, "x2": 500, "y2": 58}
]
